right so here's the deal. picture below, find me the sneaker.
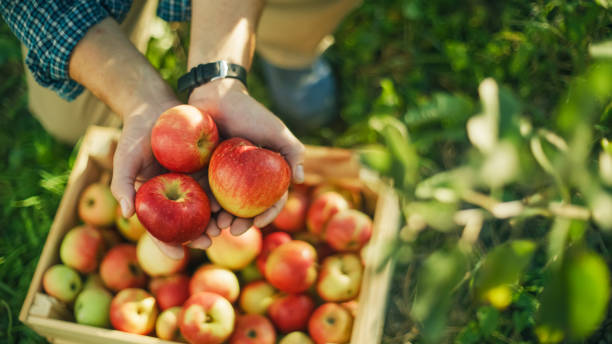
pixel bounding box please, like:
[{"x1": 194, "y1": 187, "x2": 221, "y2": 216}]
[{"x1": 260, "y1": 57, "x2": 338, "y2": 132}]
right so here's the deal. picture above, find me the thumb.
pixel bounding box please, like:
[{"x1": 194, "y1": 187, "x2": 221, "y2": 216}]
[
  {"x1": 110, "y1": 135, "x2": 142, "y2": 218},
  {"x1": 277, "y1": 129, "x2": 306, "y2": 184}
]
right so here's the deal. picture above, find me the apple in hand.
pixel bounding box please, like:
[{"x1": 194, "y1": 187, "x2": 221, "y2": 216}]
[
  {"x1": 74, "y1": 287, "x2": 112, "y2": 327},
  {"x1": 208, "y1": 137, "x2": 291, "y2": 218},
  {"x1": 273, "y1": 190, "x2": 309, "y2": 232},
  {"x1": 306, "y1": 191, "x2": 349, "y2": 236},
  {"x1": 110, "y1": 288, "x2": 158, "y2": 335},
  {"x1": 151, "y1": 104, "x2": 219, "y2": 173},
  {"x1": 78, "y1": 182, "x2": 118, "y2": 227},
  {"x1": 179, "y1": 291, "x2": 236, "y2": 344},
  {"x1": 207, "y1": 226, "x2": 262, "y2": 270},
  {"x1": 135, "y1": 173, "x2": 211, "y2": 244},
  {"x1": 149, "y1": 274, "x2": 190, "y2": 311},
  {"x1": 230, "y1": 314, "x2": 276, "y2": 344},
  {"x1": 317, "y1": 253, "x2": 363, "y2": 302},
  {"x1": 308, "y1": 303, "x2": 353, "y2": 344},
  {"x1": 137, "y1": 233, "x2": 188, "y2": 277},
  {"x1": 268, "y1": 294, "x2": 314, "y2": 333},
  {"x1": 190, "y1": 264, "x2": 240, "y2": 303},
  {"x1": 256, "y1": 231, "x2": 291, "y2": 275},
  {"x1": 115, "y1": 207, "x2": 146, "y2": 242},
  {"x1": 265, "y1": 240, "x2": 317, "y2": 293},
  {"x1": 239, "y1": 281, "x2": 278, "y2": 315},
  {"x1": 279, "y1": 332, "x2": 315, "y2": 344},
  {"x1": 324, "y1": 209, "x2": 373, "y2": 252},
  {"x1": 42, "y1": 264, "x2": 82, "y2": 303},
  {"x1": 60, "y1": 225, "x2": 105, "y2": 274},
  {"x1": 156, "y1": 306, "x2": 183, "y2": 341},
  {"x1": 100, "y1": 244, "x2": 146, "y2": 292}
]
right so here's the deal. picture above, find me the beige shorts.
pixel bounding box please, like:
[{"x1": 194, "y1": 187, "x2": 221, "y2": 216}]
[{"x1": 24, "y1": 0, "x2": 361, "y2": 144}]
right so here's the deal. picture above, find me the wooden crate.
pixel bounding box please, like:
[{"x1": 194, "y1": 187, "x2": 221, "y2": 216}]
[{"x1": 20, "y1": 126, "x2": 400, "y2": 344}]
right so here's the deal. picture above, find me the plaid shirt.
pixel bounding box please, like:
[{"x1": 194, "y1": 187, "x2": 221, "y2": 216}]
[{"x1": 0, "y1": 0, "x2": 191, "y2": 101}]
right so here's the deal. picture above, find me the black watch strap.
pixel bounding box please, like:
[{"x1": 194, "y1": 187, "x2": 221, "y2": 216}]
[{"x1": 177, "y1": 61, "x2": 247, "y2": 95}]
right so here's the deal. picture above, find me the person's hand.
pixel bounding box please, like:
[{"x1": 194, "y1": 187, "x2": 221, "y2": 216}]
[{"x1": 188, "y1": 78, "x2": 305, "y2": 236}]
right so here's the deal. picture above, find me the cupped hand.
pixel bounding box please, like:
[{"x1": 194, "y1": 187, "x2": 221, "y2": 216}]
[{"x1": 188, "y1": 78, "x2": 305, "y2": 236}]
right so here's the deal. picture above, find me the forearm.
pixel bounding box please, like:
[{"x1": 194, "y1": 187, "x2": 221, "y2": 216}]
[
  {"x1": 69, "y1": 17, "x2": 178, "y2": 119},
  {"x1": 188, "y1": 0, "x2": 264, "y2": 70}
]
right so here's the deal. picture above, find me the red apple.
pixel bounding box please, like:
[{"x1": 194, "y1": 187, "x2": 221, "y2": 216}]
[
  {"x1": 42, "y1": 264, "x2": 82, "y2": 303},
  {"x1": 115, "y1": 207, "x2": 146, "y2": 242},
  {"x1": 324, "y1": 209, "x2": 373, "y2": 252},
  {"x1": 265, "y1": 240, "x2": 318, "y2": 293},
  {"x1": 230, "y1": 314, "x2": 276, "y2": 344},
  {"x1": 268, "y1": 294, "x2": 314, "y2": 333},
  {"x1": 239, "y1": 281, "x2": 278, "y2": 315},
  {"x1": 156, "y1": 306, "x2": 183, "y2": 341},
  {"x1": 135, "y1": 173, "x2": 211, "y2": 244},
  {"x1": 306, "y1": 192, "x2": 349, "y2": 236},
  {"x1": 273, "y1": 190, "x2": 309, "y2": 232},
  {"x1": 100, "y1": 244, "x2": 146, "y2": 292},
  {"x1": 110, "y1": 288, "x2": 158, "y2": 335},
  {"x1": 78, "y1": 182, "x2": 118, "y2": 227},
  {"x1": 190, "y1": 264, "x2": 241, "y2": 303},
  {"x1": 179, "y1": 292, "x2": 236, "y2": 344},
  {"x1": 136, "y1": 233, "x2": 189, "y2": 277},
  {"x1": 256, "y1": 231, "x2": 291, "y2": 275},
  {"x1": 208, "y1": 137, "x2": 291, "y2": 218},
  {"x1": 317, "y1": 253, "x2": 363, "y2": 302},
  {"x1": 279, "y1": 332, "x2": 315, "y2": 344},
  {"x1": 60, "y1": 225, "x2": 104, "y2": 274},
  {"x1": 308, "y1": 303, "x2": 353, "y2": 344},
  {"x1": 149, "y1": 274, "x2": 190, "y2": 311},
  {"x1": 207, "y1": 226, "x2": 262, "y2": 270},
  {"x1": 151, "y1": 104, "x2": 219, "y2": 173},
  {"x1": 312, "y1": 183, "x2": 362, "y2": 209}
]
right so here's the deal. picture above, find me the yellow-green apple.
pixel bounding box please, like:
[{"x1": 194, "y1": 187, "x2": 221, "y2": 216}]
[
  {"x1": 273, "y1": 190, "x2": 309, "y2": 232},
  {"x1": 256, "y1": 231, "x2": 291, "y2": 275},
  {"x1": 115, "y1": 207, "x2": 146, "y2": 242},
  {"x1": 83, "y1": 273, "x2": 105, "y2": 290},
  {"x1": 135, "y1": 173, "x2": 211, "y2": 244},
  {"x1": 151, "y1": 104, "x2": 219, "y2": 173},
  {"x1": 110, "y1": 288, "x2": 158, "y2": 335},
  {"x1": 42, "y1": 264, "x2": 82, "y2": 303},
  {"x1": 239, "y1": 281, "x2": 278, "y2": 315},
  {"x1": 190, "y1": 264, "x2": 240, "y2": 303},
  {"x1": 74, "y1": 287, "x2": 112, "y2": 327},
  {"x1": 324, "y1": 209, "x2": 373, "y2": 252},
  {"x1": 60, "y1": 225, "x2": 104, "y2": 274},
  {"x1": 207, "y1": 226, "x2": 262, "y2": 270},
  {"x1": 306, "y1": 192, "x2": 349, "y2": 236},
  {"x1": 279, "y1": 332, "x2": 315, "y2": 344},
  {"x1": 100, "y1": 244, "x2": 146, "y2": 292},
  {"x1": 136, "y1": 233, "x2": 189, "y2": 277},
  {"x1": 78, "y1": 182, "x2": 118, "y2": 227},
  {"x1": 208, "y1": 137, "x2": 291, "y2": 218},
  {"x1": 156, "y1": 306, "x2": 183, "y2": 341},
  {"x1": 149, "y1": 274, "x2": 190, "y2": 311},
  {"x1": 308, "y1": 303, "x2": 353, "y2": 344},
  {"x1": 229, "y1": 314, "x2": 276, "y2": 344},
  {"x1": 265, "y1": 240, "x2": 318, "y2": 293},
  {"x1": 317, "y1": 253, "x2": 363, "y2": 302},
  {"x1": 179, "y1": 291, "x2": 236, "y2": 344},
  {"x1": 312, "y1": 183, "x2": 362, "y2": 209},
  {"x1": 239, "y1": 262, "x2": 263, "y2": 284},
  {"x1": 268, "y1": 294, "x2": 314, "y2": 333}
]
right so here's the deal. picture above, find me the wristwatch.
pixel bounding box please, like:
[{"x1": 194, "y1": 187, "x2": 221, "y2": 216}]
[{"x1": 177, "y1": 61, "x2": 248, "y2": 95}]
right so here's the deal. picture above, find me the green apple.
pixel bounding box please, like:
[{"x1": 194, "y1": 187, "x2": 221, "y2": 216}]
[
  {"x1": 74, "y1": 287, "x2": 112, "y2": 327},
  {"x1": 156, "y1": 306, "x2": 184, "y2": 341},
  {"x1": 279, "y1": 331, "x2": 315, "y2": 344},
  {"x1": 42, "y1": 264, "x2": 82, "y2": 303},
  {"x1": 316, "y1": 253, "x2": 363, "y2": 302}
]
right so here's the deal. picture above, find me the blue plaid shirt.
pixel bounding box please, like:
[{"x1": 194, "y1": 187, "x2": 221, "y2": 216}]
[{"x1": 0, "y1": 0, "x2": 190, "y2": 101}]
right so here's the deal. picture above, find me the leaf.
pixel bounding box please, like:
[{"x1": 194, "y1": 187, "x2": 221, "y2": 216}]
[
  {"x1": 590, "y1": 39, "x2": 612, "y2": 58},
  {"x1": 404, "y1": 93, "x2": 473, "y2": 128},
  {"x1": 404, "y1": 201, "x2": 458, "y2": 232},
  {"x1": 358, "y1": 144, "x2": 393, "y2": 173},
  {"x1": 477, "y1": 306, "x2": 500, "y2": 337}
]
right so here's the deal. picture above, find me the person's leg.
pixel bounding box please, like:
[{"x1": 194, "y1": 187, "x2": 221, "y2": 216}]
[
  {"x1": 256, "y1": 0, "x2": 361, "y2": 131},
  {"x1": 24, "y1": 0, "x2": 158, "y2": 144}
]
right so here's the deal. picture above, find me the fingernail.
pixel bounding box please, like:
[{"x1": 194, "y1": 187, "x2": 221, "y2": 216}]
[
  {"x1": 295, "y1": 164, "x2": 304, "y2": 183},
  {"x1": 120, "y1": 198, "x2": 130, "y2": 218}
]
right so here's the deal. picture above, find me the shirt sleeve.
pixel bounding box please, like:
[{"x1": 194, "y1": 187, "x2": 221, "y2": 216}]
[
  {"x1": 0, "y1": 1, "x2": 130, "y2": 101},
  {"x1": 157, "y1": 0, "x2": 191, "y2": 22}
]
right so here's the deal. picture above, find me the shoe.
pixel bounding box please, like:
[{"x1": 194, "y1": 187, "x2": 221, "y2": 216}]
[{"x1": 260, "y1": 57, "x2": 338, "y2": 132}]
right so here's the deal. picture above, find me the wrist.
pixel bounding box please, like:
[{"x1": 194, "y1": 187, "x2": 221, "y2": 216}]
[{"x1": 189, "y1": 78, "x2": 247, "y2": 105}]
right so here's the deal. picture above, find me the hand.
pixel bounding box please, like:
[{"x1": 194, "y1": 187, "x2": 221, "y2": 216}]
[{"x1": 188, "y1": 78, "x2": 305, "y2": 236}]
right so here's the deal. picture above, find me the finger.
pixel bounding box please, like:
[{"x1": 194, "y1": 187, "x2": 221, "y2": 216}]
[
  {"x1": 216, "y1": 210, "x2": 234, "y2": 229},
  {"x1": 206, "y1": 189, "x2": 221, "y2": 213},
  {"x1": 188, "y1": 235, "x2": 212, "y2": 250},
  {"x1": 254, "y1": 191, "x2": 288, "y2": 228},
  {"x1": 276, "y1": 131, "x2": 305, "y2": 183},
  {"x1": 230, "y1": 217, "x2": 254, "y2": 236},
  {"x1": 110, "y1": 135, "x2": 144, "y2": 218},
  {"x1": 150, "y1": 234, "x2": 185, "y2": 260},
  {"x1": 206, "y1": 220, "x2": 222, "y2": 237}
]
